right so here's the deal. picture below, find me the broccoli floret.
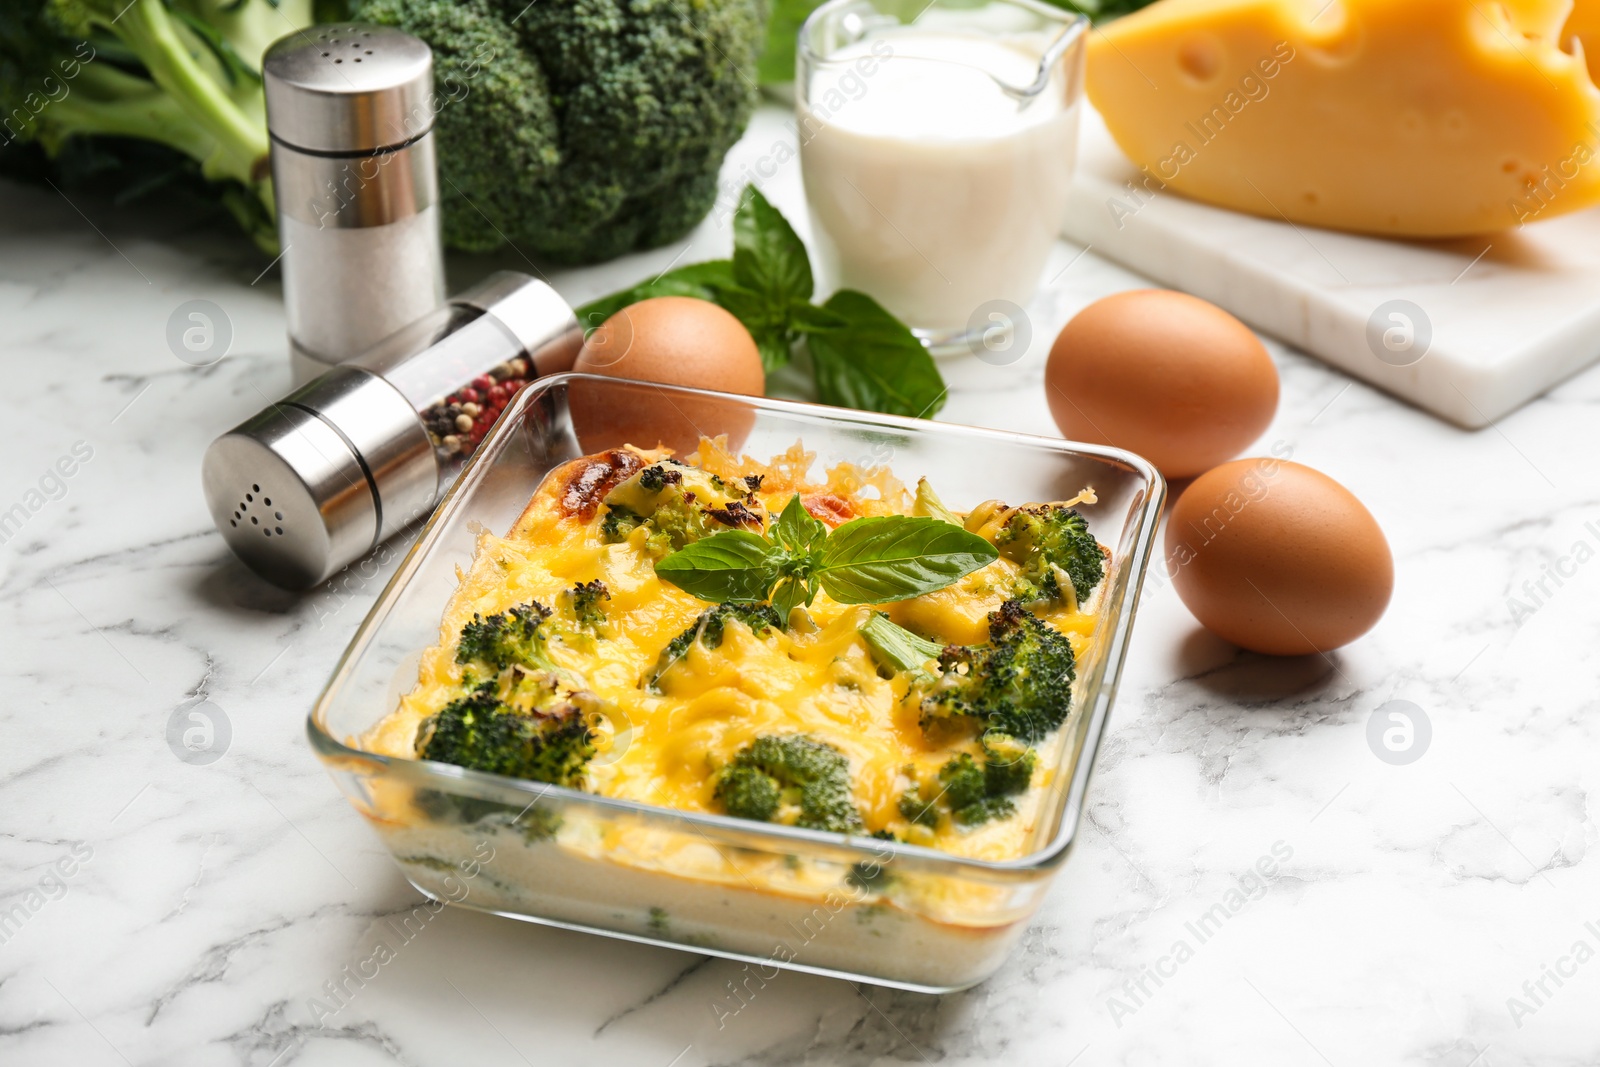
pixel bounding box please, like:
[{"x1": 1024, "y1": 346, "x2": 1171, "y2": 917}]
[
  {"x1": 600, "y1": 461, "x2": 767, "y2": 557},
  {"x1": 651, "y1": 602, "x2": 783, "y2": 685},
  {"x1": 917, "y1": 600, "x2": 1077, "y2": 744},
  {"x1": 600, "y1": 504, "x2": 645, "y2": 543},
  {"x1": 859, "y1": 612, "x2": 945, "y2": 677},
  {"x1": 714, "y1": 764, "x2": 782, "y2": 823},
  {"x1": 980, "y1": 733, "x2": 1037, "y2": 796},
  {"x1": 898, "y1": 775, "x2": 942, "y2": 828},
  {"x1": 415, "y1": 685, "x2": 595, "y2": 788},
  {"x1": 993, "y1": 505, "x2": 1106, "y2": 607},
  {"x1": 337, "y1": 0, "x2": 762, "y2": 264},
  {"x1": 457, "y1": 602, "x2": 556, "y2": 674},
  {"x1": 562, "y1": 580, "x2": 610, "y2": 634},
  {"x1": 899, "y1": 734, "x2": 1037, "y2": 830},
  {"x1": 0, "y1": 0, "x2": 306, "y2": 251},
  {"x1": 713, "y1": 735, "x2": 866, "y2": 835}
]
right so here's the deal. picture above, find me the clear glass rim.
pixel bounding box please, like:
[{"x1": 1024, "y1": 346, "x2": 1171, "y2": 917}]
[
  {"x1": 306, "y1": 374, "x2": 1167, "y2": 880},
  {"x1": 797, "y1": 0, "x2": 1089, "y2": 84}
]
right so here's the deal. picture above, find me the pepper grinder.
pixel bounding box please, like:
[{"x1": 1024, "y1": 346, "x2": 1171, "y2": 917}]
[
  {"x1": 201, "y1": 272, "x2": 581, "y2": 591},
  {"x1": 263, "y1": 24, "x2": 446, "y2": 383}
]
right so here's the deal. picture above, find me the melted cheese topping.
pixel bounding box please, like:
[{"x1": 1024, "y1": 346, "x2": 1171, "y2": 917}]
[{"x1": 363, "y1": 440, "x2": 1099, "y2": 863}]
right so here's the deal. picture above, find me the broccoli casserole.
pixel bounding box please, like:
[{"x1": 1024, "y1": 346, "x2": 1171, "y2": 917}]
[{"x1": 366, "y1": 438, "x2": 1107, "y2": 861}]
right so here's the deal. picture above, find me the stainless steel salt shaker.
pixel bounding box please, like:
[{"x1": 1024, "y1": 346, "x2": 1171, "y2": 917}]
[
  {"x1": 263, "y1": 24, "x2": 446, "y2": 382},
  {"x1": 202, "y1": 273, "x2": 581, "y2": 591}
]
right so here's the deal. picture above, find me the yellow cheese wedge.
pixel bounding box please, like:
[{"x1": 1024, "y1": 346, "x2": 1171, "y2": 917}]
[
  {"x1": 1566, "y1": 0, "x2": 1600, "y2": 82},
  {"x1": 1086, "y1": 0, "x2": 1600, "y2": 235}
]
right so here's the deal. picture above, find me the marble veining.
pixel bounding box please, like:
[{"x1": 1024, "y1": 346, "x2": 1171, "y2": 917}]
[{"x1": 1, "y1": 105, "x2": 1597, "y2": 1065}]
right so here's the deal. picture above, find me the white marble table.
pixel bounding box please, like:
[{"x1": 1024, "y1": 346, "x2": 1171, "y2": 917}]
[{"x1": 3, "y1": 105, "x2": 1598, "y2": 1067}]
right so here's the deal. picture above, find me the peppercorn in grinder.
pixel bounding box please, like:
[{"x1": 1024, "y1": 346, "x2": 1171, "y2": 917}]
[{"x1": 201, "y1": 272, "x2": 581, "y2": 590}]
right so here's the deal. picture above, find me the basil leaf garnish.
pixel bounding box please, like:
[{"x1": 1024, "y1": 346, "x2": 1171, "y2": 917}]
[
  {"x1": 772, "y1": 493, "x2": 827, "y2": 555},
  {"x1": 815, "y1": 517, "x2": 998, "y2": 604},
  {"x1": 654, "y1": 531, "x2": 785, "y2": 603}
]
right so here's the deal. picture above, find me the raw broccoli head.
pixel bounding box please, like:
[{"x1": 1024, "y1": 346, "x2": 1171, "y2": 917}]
[
  {"x1": 600, "y1": 461, "x2": 763, "y2": 558},
  {"x1": 1, "y1": 0, "x2": 304, "y2": 250},
  {"x1": 337, "y1": 0, "x2": 762, "y2": 263},
  {"x1": 918, "y1": 600, "x2": 1077, "y2": 743},
  {"x1": 416, "y1": 685, "x2": 595, "y2": 787},
  {"x1": 651, "y1": 601, "x2": 783, "y2": 686},
  {"x1": 714, "y1": 734, "x2": 865, "y2": 835},
  {"x1": 994, "y1": 505, "x2": 1106, "y2": 607}
]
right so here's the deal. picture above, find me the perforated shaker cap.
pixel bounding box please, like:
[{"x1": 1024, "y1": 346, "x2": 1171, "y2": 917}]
[
  {"x1": 263, "y1": 24, "x2": 434, "y2": 153},
  {"x1": 202, "y1": 368, "x2": 436, "y2": 591}
]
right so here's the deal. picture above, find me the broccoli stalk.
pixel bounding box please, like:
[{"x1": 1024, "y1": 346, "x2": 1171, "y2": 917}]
[
  {"x1": 3, "y1": 0, "x2": 307, "y2": 251},
  {"x1": 714, "y1": 734, "x2": 866, "y2": 835},
  {"x1": 859, "y1": 612, "x2": 944, "y2": 676}
]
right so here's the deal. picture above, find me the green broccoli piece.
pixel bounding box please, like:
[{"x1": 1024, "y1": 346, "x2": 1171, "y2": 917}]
[
  {"x1": 714, "y1": 764, "x2": 781, "y2": 823},
  {"x1": 651, "y1": 602, "x2": 783, "y2": 685},
  {"x1": 980, "y1": 733, "x2": 1037, "y2": 797},
  {"x1": 416, "y1": 686, "x2": 595, "y2": 788},
  {"x1": 859, "y1": 612, "x2": 945, "y2": 677},
  {"x1": 335, "y1": 0, "x2": 762, "y2": 263},
  {"x1": 917, "y1": 600, "x2": 1077, "y2": 744},
  {"x1": 0, "y1": 0, "x2": 306, "y2": 251},
  {"x1": 562, "y1": 580, "x2": 610, "y2": 634},
  {"x1": 599, "y1": 463, "x2": 719, "y2": 558},
  {"x1": 899, "y1": 734, "x2": 1037, "y2": 830},
  {"x1": 993, "y1": 505, "x2": 1106, "y2": 607},
  {"x1": 713, "y1": 735, "x2": 866, "y2": 835},
  {"x1": 457, "y1": 602, "x2": 556, "y2": 674},
  {"x1": 897, "y1": 776, "x2": 941, "y2": 828},
  {"x1": 600, "y1": 504, "x2": 645, "y2": 543}
]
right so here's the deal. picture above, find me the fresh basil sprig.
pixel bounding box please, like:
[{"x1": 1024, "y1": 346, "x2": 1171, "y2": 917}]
[
  {"x1": 654, "y1": 494, "x2": 998, "y2": 613},
  {"x1": 575, "y1": 185, "x2": 948, "y2": 420}
]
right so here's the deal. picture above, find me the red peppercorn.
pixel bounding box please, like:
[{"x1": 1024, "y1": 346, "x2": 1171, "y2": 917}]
[
  {"x1": 505, "y1": 380, "x2": 524, "y2": 396},
  {"x1": 472, "y1": 374, "x2": 494, "y2": 392},
  {"x1": 457, "y1": 387, "x2": 480, "y2": 404}
]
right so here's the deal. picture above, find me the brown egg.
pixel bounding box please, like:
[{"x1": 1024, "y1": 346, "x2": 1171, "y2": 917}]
[
  {"x1": 569, "y1": 296, "x2": 765, "y2": 454},
  {"x1": 1046, "y1": 290, "x2": 1279, "y2": 479},
  {"x1": 1165, "y1": 458, "x2": 1393, "y2": 656}
]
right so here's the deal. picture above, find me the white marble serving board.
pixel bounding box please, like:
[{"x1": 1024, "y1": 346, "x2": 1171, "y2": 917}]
[{"x1": 1062, "y1": 108, "x2": 1600, "y2": 429}]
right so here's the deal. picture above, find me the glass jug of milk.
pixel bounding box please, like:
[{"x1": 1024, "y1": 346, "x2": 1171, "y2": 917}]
[{"x1": 797, "y1": 0, "x2": 1087, "y2": 355}]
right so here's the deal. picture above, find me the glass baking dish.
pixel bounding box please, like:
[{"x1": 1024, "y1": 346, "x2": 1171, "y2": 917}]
[{"x1": 308, "y1": 373, "x2": 1165, "y2": 992}]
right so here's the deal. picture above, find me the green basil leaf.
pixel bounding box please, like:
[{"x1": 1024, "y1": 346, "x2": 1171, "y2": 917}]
[
  {"x1": 805, "y1": 290, "x2": 948, "y2": 418},
  {"x1": 815, "y1": 516, "x2": 998, "y2": 604},
  {"x1": 575, "y1": 260, "x2": 737, "y2": 333},
  {"x1": 790, "y1": 302, "x2": 849, "y2": 334},
  {"x1": 733, "y1": 185, "x2": 814, "y2": 309},
  {"x1": 655, "y1": 531, "x2": 785, "y2": 603},
  {"x1": 770, "y1": 576, "x2": 811, "y2": 621},
  {"x1": 710, "y1": 283, "x2": 796, "y2": 372},
  {"x1": 772, "y1": 494, "x2": 828, "y2": 555}
]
